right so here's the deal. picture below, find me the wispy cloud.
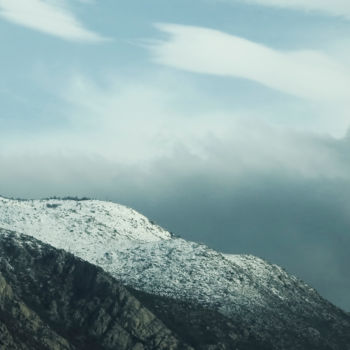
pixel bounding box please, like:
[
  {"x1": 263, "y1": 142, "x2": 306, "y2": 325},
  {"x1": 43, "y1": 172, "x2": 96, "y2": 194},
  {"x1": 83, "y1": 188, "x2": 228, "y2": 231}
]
[
  {"x1": 238, "y1": 0, "x2": 350, "y2": 19},
  {"x1": 0, "y1": 0, "x2": 106, "y2": 42},
  {"x1": 151, "y1": 24, "x2": 350, "y2": 102}
]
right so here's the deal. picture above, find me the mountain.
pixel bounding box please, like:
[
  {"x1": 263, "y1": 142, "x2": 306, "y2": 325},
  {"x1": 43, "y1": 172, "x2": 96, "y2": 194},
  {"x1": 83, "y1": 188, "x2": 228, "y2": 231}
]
[{"x1": 0, "y1": 196, "x2": 350, "y2": 349}]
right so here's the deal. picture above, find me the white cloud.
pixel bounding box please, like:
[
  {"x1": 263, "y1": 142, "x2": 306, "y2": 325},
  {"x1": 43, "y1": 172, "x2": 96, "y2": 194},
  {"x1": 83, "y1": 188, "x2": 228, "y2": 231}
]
[
  {"x1": 151, "y1": 24, "x2": 350, "y2": 102},
  {"x1": 239, "y1": 0, "x2": 350, "y2": 19},
  {"x1": 0, "y1": 0, "x2": 106, "y2": 42}
]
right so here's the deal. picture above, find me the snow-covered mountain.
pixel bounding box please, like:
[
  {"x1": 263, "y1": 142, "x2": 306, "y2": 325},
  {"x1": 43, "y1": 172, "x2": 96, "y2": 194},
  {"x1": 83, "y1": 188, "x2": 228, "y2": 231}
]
[
  {"x1": 0, "y1": 196, "x2": 305, "y2": 313},
  {"x1": 1, "y1": 196, "x2": 350, "y2": 349}
]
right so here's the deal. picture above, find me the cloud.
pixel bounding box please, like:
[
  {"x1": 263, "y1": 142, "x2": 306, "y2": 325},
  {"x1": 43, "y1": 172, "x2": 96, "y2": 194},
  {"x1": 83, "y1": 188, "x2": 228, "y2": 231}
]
[
  {"x1": 0, "y1": 0, "x2": 106, "y2": 42},
  {"x1": 238, "y1": 0, "x2": 350, "y2": 19},
  {"x1": 2, "y1": 71, "x2": 349, "y2": 176},
  {"x1": 151, "y1": 24, "x2": 350, "y2": 102}
]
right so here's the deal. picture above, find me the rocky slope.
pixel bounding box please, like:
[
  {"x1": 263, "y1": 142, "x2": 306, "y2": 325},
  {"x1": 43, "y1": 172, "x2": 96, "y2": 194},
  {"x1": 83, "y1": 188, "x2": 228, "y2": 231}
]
[
  {"x1": 0, "y1": 229, "x2": 192, "y2": 350},
  {"x1": 1, "y1": 197, "x2": 350, "y2": 349},
  {"x1": 0, "y1": 229, "x2": 278, "y2": 350}
]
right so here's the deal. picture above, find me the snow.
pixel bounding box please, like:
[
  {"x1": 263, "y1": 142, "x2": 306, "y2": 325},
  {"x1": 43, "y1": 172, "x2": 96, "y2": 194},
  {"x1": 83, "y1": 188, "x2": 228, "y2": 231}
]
[{"x1": 0, "y1": 196, "x2": 321, "y2": 318}]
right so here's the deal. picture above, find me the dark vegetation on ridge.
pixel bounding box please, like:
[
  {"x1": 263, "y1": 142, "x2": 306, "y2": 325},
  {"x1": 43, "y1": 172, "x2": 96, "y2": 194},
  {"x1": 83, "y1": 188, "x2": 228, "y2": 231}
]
[{"x1": 0, "y1": 195, "x2": 93, "y2": 202}]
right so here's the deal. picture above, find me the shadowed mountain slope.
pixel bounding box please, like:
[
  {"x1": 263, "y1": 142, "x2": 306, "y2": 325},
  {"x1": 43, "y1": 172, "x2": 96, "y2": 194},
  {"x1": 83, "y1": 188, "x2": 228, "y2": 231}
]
[
  {"x1": 0, "y1": 229, "x2": 192, "y2": 350},
  {"x1": 0, "y1": 229, "x2": 276, "y2": 350}
]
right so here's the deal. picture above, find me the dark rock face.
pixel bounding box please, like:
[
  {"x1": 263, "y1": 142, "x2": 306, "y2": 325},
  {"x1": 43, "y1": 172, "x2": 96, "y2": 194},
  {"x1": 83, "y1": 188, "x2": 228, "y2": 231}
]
[
  {"x1": 0, "y1": 229, "x2": 192, "y2": 350},
  {"x1": 132, "y1": 288, "x2": 350, "y2": 350},
  {"x1": 131, "y1": 289, "x2": 273, "y2": 350}
]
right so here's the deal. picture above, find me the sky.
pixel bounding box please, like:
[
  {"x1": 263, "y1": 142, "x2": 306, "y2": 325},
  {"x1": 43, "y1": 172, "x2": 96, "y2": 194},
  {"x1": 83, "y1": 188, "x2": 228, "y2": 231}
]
[{"x1": 1, "y1": 0, "x2": 350, "y2": 310}]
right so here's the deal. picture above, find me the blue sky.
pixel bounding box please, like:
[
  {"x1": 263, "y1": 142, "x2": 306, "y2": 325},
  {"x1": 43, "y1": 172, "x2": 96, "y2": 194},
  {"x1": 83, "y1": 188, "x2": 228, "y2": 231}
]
[
  {"x1": 1, "y1": 0, "x2": 350, "y2": 310},
  {"x1": 1, "y1": 0, "x2": 350, "y2": 145}
]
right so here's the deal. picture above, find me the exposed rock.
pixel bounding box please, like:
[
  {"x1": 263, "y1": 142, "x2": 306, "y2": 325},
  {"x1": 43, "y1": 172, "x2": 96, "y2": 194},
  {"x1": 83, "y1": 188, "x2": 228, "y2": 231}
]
[{"x1": 131, "y1": 289, "x2": 272, "y2": 350}]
